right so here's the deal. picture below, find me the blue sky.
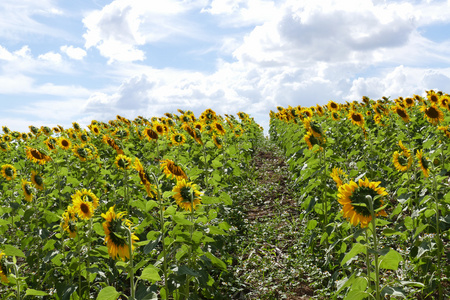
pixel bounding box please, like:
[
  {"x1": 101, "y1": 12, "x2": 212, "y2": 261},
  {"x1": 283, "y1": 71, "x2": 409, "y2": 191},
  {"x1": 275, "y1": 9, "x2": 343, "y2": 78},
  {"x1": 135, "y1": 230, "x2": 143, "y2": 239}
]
[{"x1": 1, "y1": 0, "x2": 450, "y2": 133}]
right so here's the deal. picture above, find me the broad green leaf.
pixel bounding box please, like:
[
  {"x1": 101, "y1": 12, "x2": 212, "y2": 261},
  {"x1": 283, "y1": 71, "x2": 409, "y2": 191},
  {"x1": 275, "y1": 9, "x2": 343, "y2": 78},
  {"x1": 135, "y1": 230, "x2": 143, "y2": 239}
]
[
  {"x1": 204, "y1": 252, "x2": 227, "y2": 270},
  {"x1": 96, "y1": 286, "x2": 120, "y2": 300},
  {"x1": 307, "y1": 219, "x2": 318, "y2": 230},
  {"x1": 25, "y1": 289, "x2": 49, "y2": 296},
  {"x1": 173, "y1": 215, "x2": 193, "y2": 226},
  {"x1": 140, "y1": 265, "x2": 162, "y2": 282},
  {"x1": 378, "y1": 249, "x2": 403, "y2": 270},
  {"x1": 341, "y1": 243, "x2": 366, "y2": 266},
  {"x1": 2, "y1": 244, "x2": 25, "y2": 257}
]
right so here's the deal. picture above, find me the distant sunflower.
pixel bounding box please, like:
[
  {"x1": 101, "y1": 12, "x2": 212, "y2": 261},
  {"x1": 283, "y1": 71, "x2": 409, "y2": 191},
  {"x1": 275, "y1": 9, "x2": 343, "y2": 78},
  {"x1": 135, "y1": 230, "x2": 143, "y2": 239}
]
[
  {"x1": 143, "y1": 127, "x2": 158, "y2": 141},
  {"x1": 212, "y1": 135, "x2": 223, "y2": 149},
  {"x1": 212, "y1": 121, "x2": 226, "y2": 135},
  {"x1": 89, "y1": 124, "x2": 101, "y2": 135},
  {"x1": 416, "y1": 149, "x2": 429, "y2": 177},
  {"x1": 304, "y1": 130, "x2": 324, "y2": 151},
  {"x1": 22, "y1": 179, "x2": 33, "y2": 202},
  {"x1": 439, "y1": 95, "x2": 450, "y2": 110},
  {"x1": 115, "y1": 154, "x2": 132, "y2": 170},
  {"x1": 404, "y1": 97, "x2": 415, "y2": 108},
  {"x1": 154, "y1": 123, "x2": 165, "y2": 135},
  {"x1": 72, "y1": 144, "x2": 92, "y2": 162},
  {"x1": 302, "y1": 108, "x2": 314, "y2": 118},
  {"x1": 331, "y1": 112, "x2": 340, "y2": 121},
  {"x1": 0, "y1": 142, "x2": 9, "y2": 152},
  {"x1": 25, "y1": 147, "x2": 51, "y2": 165},
  {"x1": 328, "y1": 100, "x2": 339, "y2": 112},
  {"x1": 172, "y1": 179, "x2": 203, "y2": 211},
  {"x1": 194, "y1": 122, "x2": 203, "y2": 132},
  {"x1": 171, "y1": 132, "x2": 186, "y2": 146},
  {"x1": 316, "y1": 105, "x2": 325, "y2": 116},
  {"x1": 393, "y1": 105, "x2": 410, "y2": 123},
  {"x1": 102, "y1": 206, "x2": 138, "y2": 261},
  {"x1": 102, "y1": 135, "x2": 123, "y2": 154},
  {"x1": 1, "y1": 164, "x2": 16, "y2": 181},
  {"x1": 1, "y1": 134, "x2": 12, "y2": 142},
  {"x1": 72, "y1": 194, "x2": 94, "y2": 220},
  {"x1": 330, "y1": 167, "x2": 347, "y2": 188},
  {"x1": 1, "y1": 126, "x2": 10, "y2": 134},
  {"x1": 337, "y1": 178, "x2": 388, "y2": 228},
  {"x1": 31, "y1": 170, "x2": 44, "y2": 190},
  {"x1": 160, "y1": 159, "x2": 187, "y2": 181},
  {"x1": 72, "y1": 122, "x2": 81, "y2": 131},
  {"x1": 438, "y1": 125, "x2": 450, "y2": 139},
  {"x1": 427, "y1": 91, "x2": 440, "y2": 105},
  {"x1": 348, "y1": 110, "x2": 365, "y2": 127},
  {"x1": 58, "y1": 137, "x2": 72, "y2": 150},
  {"x1": 421, "y1": 105, "x2": 444, "y2": 125},
  {"x1": 393, "y1": 151, "x2": 412, "y2": 172},
  {"x1": 234, "y1": 126, "x2": 244, "y2": 137},
  {"x1": 134, "y1": 158, "x2": 157, "y2": 198}
]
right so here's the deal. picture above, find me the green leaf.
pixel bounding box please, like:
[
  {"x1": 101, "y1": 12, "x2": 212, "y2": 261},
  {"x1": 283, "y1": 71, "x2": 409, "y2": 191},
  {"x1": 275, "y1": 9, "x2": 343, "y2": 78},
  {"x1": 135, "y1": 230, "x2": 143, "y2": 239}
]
[
  {"x1": 140, "y1": 265, "x2": 162, "y2": 282},
  {"x1": 173, "y1": 215, "x2": 193, "y2": 226},
  {"x1": 381, "y1": 286, "x2": 406, "y2": 298},
  {"x1": 378, "y1": 249, "x2": 403, "y2": 270},
  {"x1": 146, "y1": 200, "x2": 158, "y2": 211},
  {"x1": 93, "y1": 222, "x2": 105, "y2": 235},
  {"x1": 43, "y1": 239, "x2": 56, "y2": 251},
  {"x1": 25, "y1": 289, "x2": 49, "y2": 296},
  {"x1": 307, "y1": 219, "x2": 318, "y2": 230},
  {"x1": 2, "y1": 244, "x2": 25, "y2": 257},
  {"x1": 211, "y1": 159, "x2": 223, "y2": 168},
  {"x1": 204, "y1": 252, "x2": 227, "y2": 270},
  {"x1": 177, "y1": 265, "x2": 199, "y2": 277},
  {"x1": 96, "y1": 286, "x2": 120, "y2": 300},
  {"x1": 220, "y1": 192, "x2": 232, "y2": 205},
  {"x1": 341, "y1": 243, "x2": 366, "y2": 266},
  {"x1": 202, "y1": 196, "x2": 221, "y2": 204}
]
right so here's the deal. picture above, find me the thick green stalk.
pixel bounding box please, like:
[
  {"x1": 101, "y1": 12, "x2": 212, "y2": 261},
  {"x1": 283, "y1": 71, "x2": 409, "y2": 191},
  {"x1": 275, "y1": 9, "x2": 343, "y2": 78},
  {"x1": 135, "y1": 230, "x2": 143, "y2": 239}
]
[
  {"x1": 365, "y1": 229, "x2": 371, "y2": 292},
  {"x1": 432, "y1": 171, "x2": 443, "y2": 300},
  {"x1": 127, "y1": 227, "x2": 135, "y2": 300},
  {"x1": 368, "y1": 196, "x2": 380, "y2": 300}
]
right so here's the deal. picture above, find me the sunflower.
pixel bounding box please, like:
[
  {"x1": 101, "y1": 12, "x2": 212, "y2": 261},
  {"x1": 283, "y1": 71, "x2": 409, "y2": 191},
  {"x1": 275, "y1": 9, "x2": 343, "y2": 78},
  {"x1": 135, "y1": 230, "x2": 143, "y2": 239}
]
[
  {"x1": 303, "y1": 118, "x2": 323, "y2": 138},
  {"x1": 348, "y1": 110, "x2": 365, "y2": 127},
  {"x1": 416, "y1": 149, "x2": 429, "y2": 177},
  {"x1": 0, "y1": 251, "x2": 9, "y2": 283},
  {"x1": 1, "y1": 126, "x2": 10, "y2": 134},
  {"x1": 102, "y1": 206, "x2": 138, "y2": 261},
  {"x1": 29, "y1": 125, "x2": 40, "y2": 135},
  {"x1": 72, "y1": 122, "x2": 81, "y2": 131},
  {"x1": 427, "y1": 91, "x2": 440, "y2": 105},
  {"x1": 212, "y1": 121, "x2": 226, "y2": 135},
  {"x1": 337, "y1": 178, "x2": 388, "y2": 228},
  {"x1": 78, "y1": 131, "x2": 90, "y2": 143},
  {"x1": 61, "y1": 211, "x2": 77, "y2": 238},
  {"x1": 404, "y1": 97, "x2": 415, "y2": 108},
  {"x1": 2, "y1": 134, "x2": 12, "y2": 142},
  {"x1": 31, "y1": 170, "x2": 44, "y2": 190},
  {"x1": 194, "y1": 122, "x2": 203, "y2": 132},
  {"x1": 393, "y1": 151, "x2": 412, "y2": 172},
  {"x1": 102, "y1": 135, "x2": 123, "y2": 154},
  {"x1": 160, "y1": 159, "x2": 187, "y2": 181},
  {"x1": 439, "y1": 95, "x2": 450, "y2": 110},
  {"x1": 25, "y1": 147, "x2": 52, "y2": 165},
  {"x1": 421, "y1": 105, "x2": 444, "y2": 125},
  {"x1": 40, "y1": 126, "x2": 52, "y2": 136},
  {"x1": 234, "y1": 126, "x2": 244, "y2": 137},
  {"x1": 74, "y1": 189, "x2": 99, "y2": 209},
  {"x1": 58, "y1": 137, "x2": 72, "y2": 150},
  {"x1": 0, "y1": 142, "x2": 9, "y2": 152},
  {"x1": 302, "y1": 108, "x2": 314, "y2": 118},
  {"x1": 438, "y1": 125, "x2": 450, "y2": 139},
  {"x1": 89, "y1": 124, "x2": 101, "y2": 135},
  {"x1": 331, "y1": 112, "x2": 340, "y2": 121},
  {"x1": 330, "y1": 167, "x2": 347, "y2": 188},
  {"x1": 154, "y1": 123, "x2": 165, "y2": 135},
  {"x1": 304, "y1": 130, "x2": 325, "y2": 151},
  {"x1": 143, "y1": 127, "x2": 158, "y2": 141},
  {"x1": 72, "y1": 194, "x2": 94, "y2": 220},
  {"x1": 201, "y1": 108, "x2": 217, "y2": 122},
  {"x1": 171, "y1": 132, "x2": 186, "y2": 146},
  {"x1": 237, "y1": 111, "x2": 248, "y2": 120},
  {"x1": 134, "y1": 158, "x2": 156, "y2": 198},
  {"x1": 22, "y1": 179, "x2": 33, "y2": 202},
  {"x1": 328, "y1": 100, "x2": 339, "y2": 112},
  {"x1": 1, "y1": 164, "x2": 16, "y2": 181},
  {"x1": 392, "y1": 105, "x2": 410, "y2": 123},
  {"x1": 72, "y1": 144, "x2": 92, "y2": 162},
  {"x1": 115, "y1": 154, "x2": 132, "y2": 170},
  {"x1": 172, "y1": 179, "x2": 203, "y2": 211}
]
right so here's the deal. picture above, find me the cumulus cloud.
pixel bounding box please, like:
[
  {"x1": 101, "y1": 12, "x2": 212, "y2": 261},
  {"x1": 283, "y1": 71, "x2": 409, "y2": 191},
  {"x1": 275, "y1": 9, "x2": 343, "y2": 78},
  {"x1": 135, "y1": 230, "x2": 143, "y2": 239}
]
[
  {"x1": 38, "y1": 51, "x2": 62, "y2": 64},
  {"x1": 60, "y1": 45, "x2": 87, "y2": 60}
]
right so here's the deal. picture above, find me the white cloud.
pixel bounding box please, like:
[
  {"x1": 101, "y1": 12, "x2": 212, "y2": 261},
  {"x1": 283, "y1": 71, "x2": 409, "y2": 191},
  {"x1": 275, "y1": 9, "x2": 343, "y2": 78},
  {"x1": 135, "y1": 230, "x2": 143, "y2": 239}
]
[
  {"x1": 38, "y1": 51, "x2": 62, "y2": 64},
  {"x1": 60, "y1": 45, "x2": 87, "y2": 60},
  {"x1": 0, "y1": 45, "x2": 14, "y2": 60}
]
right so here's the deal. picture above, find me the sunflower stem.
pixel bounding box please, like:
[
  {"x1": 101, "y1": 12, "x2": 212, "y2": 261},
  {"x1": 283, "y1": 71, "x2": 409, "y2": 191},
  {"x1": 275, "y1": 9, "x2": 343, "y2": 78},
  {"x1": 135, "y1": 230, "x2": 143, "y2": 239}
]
[
  {"x1": 432, "y1": 170, "x2": 443, "y2": 300},
  {"x1": 202, "y1": 144, "x2": 208, "y2": 186},
  {"x1": 368, "y1": 196, "x2": 380, "y2": 300},
  {"x1": 365, "y1": 229, "x2": 371, "y2": 292},
  {"x1": 127, "y1": 226, "x2": 136, "y2": 300}
]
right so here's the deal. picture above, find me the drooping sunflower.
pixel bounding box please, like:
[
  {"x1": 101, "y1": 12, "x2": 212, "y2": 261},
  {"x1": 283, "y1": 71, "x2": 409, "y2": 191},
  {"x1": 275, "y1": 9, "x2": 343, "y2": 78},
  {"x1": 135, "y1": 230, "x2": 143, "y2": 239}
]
[
  {"x1": 143, "y1": 127, "x2": 158, "y2": 141},
  {"x1": 304, "y1": 130, "x2": 325, "y2": 151},
  {"x1": 421, "y1": 105, "x2": 444, "y2": 125},
  {"x1": 392, "y1": 105, "x2": 410, "y2": 123},
  {"x1": 134, "y1": 158, "x2": 157, "y2": 198},
  {"x1": 74, "y1": 189, "x2": 99, "y2": 209},
  {"x1": 0, "y1": 251, "x2": 9, "y2": 283},
  {"x1": 102, "y1": 206, "x2": 138, "y2": 261},
  {"x1": 330, "y1": 167, "x2": 347, "y2": 188},
  {"x1": 171, "y1": 132, "x2": 186, "y2": 146},
  {"x1": 337, "y1": 178, "x2": 388, "y2": 228},
  {"x1": 115, "y1": 154, "x2": 132, "y2": 170},
  {"x1": 72, "y1": 193, "x2": 94, "y2": 220},
  {"x1": 172, "y1": 179, "x2": 203, "y2": 211},
  {"x1": 61, "y1": 211, "x2": 77, "y2": 238},
  {"x1": 72, "y1": 122, "x2": 81, "y2": 131},
  {"x1": 392, "y1": 151, "x2": 412, "y2": 172},
  {"x1": 1, "y1": 164, "x2": 16, "y2": 181},
  {"x1": 303, "y1": 118, "x2": 323, "y2": 138},
  {"x1": 347, "y1": 110, "x2": 365, "y2": 127},
  {"x1": 416, "y1": 149, "x2": 429, "y2": 177},
  {"x1": 212, "y1": 135, "x2": 223, "y2": 149},
  {"x1": 234, "y1": 126, "x2": 244, "y2": 138},
  {"x1": 22, "y1": 179, "x2": 33, "y2": 202},
  {"x1": 58, "y1": 137, "x2": 72, "y2": 150},
  {"x1": 0, "y1": 142, "x2": 9, "y2": 152},
  {"x1": 102, "y1": 135, "x2": 123, "y2": 154},
  {"x1": 25, "y1": 147, "x2": 52, "y2": 165},
  {"x1": 31, "y1": 170, "x2": 44, "y2": 190},
  {"x1": 160, "y1": 159, "x2": 187, "y2": 181}
]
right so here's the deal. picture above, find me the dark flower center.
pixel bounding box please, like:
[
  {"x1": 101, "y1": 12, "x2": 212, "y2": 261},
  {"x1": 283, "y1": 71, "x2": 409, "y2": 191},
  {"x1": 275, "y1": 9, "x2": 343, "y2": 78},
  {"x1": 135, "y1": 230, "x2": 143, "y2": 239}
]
[
  {"x1": 396, "y1": 108, "x2": 407, "y2": 118},
  {"x1": 426, "y1": 107, "x2": 439, "y2": 118},
  {"x1": 80, "y1": 203, "x2": 90, "y2": 214},
  {"x1": 352, "y1": 113, "x2": 362, "y2": 122}
]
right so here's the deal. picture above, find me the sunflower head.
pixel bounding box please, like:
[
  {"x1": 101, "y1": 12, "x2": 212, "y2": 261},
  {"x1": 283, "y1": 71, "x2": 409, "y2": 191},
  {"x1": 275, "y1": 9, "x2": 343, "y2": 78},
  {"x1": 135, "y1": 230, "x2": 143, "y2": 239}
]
[
  {"x1": 421, "y1": 105, "x2": 444, "y2": 125},
  {"x1": 72, "y1": 194, "x2": 94, "y2": 220},
  {"x1": 348, "y1": 110, "x2": 365, "y2": 127},
  {"x1": 416, "y1": 149, "x2": 430, "y2": 177},
  {"x1": 31, "y1": 170, "x2": 44, "y2": 190},
  {"x1": 115, "y1": 154, "x2": 132, "y2": 170},
  {"x1": 58, "y1": 137, "x2": 72, "y2": 150},
  {"x1": 1, "y1": 164, "x2": 17, "y2": 181},
  {"x1": 393, "y1": 105, "x2": 410, "y2": 122},
  {"x1": 172, "y1": 179, "x2": 203, "y2": 212},
  {"x1": 330, "y1": 167, "x2": 347, "y2": 187},
  {"x1": 22, "y1": 179, "x2": 34, "y2": 202},
  {"x1": 160, "y1": 159, "x2": 187, "y2": 181},
  {"x1": 171, "y1": 132, "x2": 186, "y2": 146},
  {"x1": 26, "y1": 147, "x2": 52, "y2": 165},
  {"x1": 212, "y1": 135, "x2": 223, "y2": 149},
  {"x1": 61, "y1": 211, "x2": 77, "y2": 238},
  {"x1": 0, "y1": 142, "x2": 9, "y2": 152},
  {"x1": 328, "y1": 101, "x2": 339, "y2": 112}
]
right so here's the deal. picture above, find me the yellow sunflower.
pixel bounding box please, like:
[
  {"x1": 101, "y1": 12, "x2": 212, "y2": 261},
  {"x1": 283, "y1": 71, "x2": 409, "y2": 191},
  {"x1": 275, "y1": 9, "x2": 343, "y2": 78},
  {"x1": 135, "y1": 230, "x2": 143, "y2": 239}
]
[
  {"x1": 348, "y1": 110, "x2": 365, "y2": 127},
  {"x1": 25, "y1": 147, "x2": 52, "y2": 165},
  {"x1": 74, "y1": 189, "x2": 99, "y2": 209},
  {"x1": 31, "y1": 170, "x2": 44, "y2": 190},
  {"x1": 172, "y1": 179, "x2": 203, "y2": 212},
  {"x1": 212, "y1": 135, "x2": 223, "y2": 149},
  {"x1": 22, "y1": 179, "x2": 33, "y2": 202},
  {"x1": 171, "y1": 132, "x2": 186, "y2": 146},
  {"x1": 72, "y1": 194, "x2": 94, "y2": 220},
  {"x1": 89, "y1": 124, "x2": 101, "y2": 135},
  {"x1": 212, "y1": 121, "x2": 226, "y2": 135},
  {"x1": 328, "y1": 100, "x2": 339, "y2": 112},
  {"x1": 61, "y1": 211, "x2": 77, "y2": 238},
  {"x1": 115, "y1": 154, "x2": 132, "y2": 170},
  {"x1": 1, "y1": 164, "x2": 16, "y2": 181},
  {"x1": 102, "y1": 135, "x2": 123, "y2": 154},
  {"x1": 392, "y1": 105, "x2": 410, "y2": 123},
  {"x1": 416, "y1": 149, "x2": 429, "y2": 177},
  {"x1": 330, "y1": 167, "x2": 347, "y2": 188},
  {"x1": 392, "y1": 151, "x2": 412, "y2": 172},
  {"x1": 337, "y1": 178, "x2": 388, "y2": 228},
  {"x1": 331, "y1": 112, "x2": 340, "y2": 121},
  {"x1": 102, "y1": 206, "x2": 138, "y2": 261},
  {"x1": 143, "y1": 127, "x2": 158, "y2": 141},
  {"x1": 72, "y1": 144, "x2": 92, "y2": 162},
  {"x1": 404, "y1": 97, "x2": 415, "y2": 108},
  {"x1": 427, "y1": 90, "x2": 440, "y2": 105},
  {"x1": 134, "y1": 158, "x2": 157, "y2": 198},
  {"x1": 304, "y1": 130, "x2": 325, "y2": 151},
  {"x1": 160, "y1": 159, "x2": 187, "y2": 181},
  {"x1": 0, "y1": 142, "x2": 9, "y2": 152},
  {"x1": 0, "y1": 251, "x2": 9, "y2": 283},
  {"x1": 421, "y1": 105, "x2": 444, "y2": 125},
  {"x1": 58, "y1": 137, "x2": 72, "y2": 150}
]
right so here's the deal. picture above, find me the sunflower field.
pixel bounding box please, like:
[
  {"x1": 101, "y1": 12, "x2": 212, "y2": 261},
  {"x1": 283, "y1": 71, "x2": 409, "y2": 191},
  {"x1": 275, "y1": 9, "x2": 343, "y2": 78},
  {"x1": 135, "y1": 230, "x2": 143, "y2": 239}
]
[
  {"x1": 0, "y1": 110, "x2": 263, "y2": 299},
  {"x1": 270, "y1": 91, "x2": 450, "y2": 299},
  {"x1": 1, "y1": 91, "x2": 450, "y2": 300}
]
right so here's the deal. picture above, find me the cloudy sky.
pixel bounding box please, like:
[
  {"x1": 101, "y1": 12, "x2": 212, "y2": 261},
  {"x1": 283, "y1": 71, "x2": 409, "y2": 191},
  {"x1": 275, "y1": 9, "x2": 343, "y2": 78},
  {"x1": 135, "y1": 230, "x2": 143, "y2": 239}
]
[{"x1": 1, "y1": 0, "x2": 450, "y2": 133}]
